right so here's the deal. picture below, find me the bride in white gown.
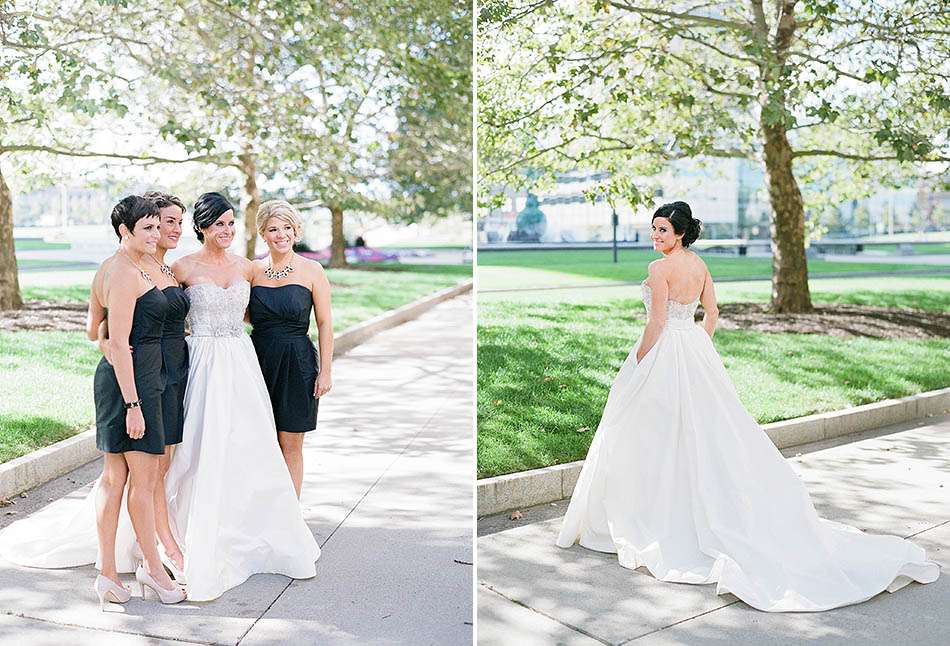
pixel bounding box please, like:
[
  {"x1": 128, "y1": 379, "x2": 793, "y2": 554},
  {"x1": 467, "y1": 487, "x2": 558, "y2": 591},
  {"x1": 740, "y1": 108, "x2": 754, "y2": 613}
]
[
  {"x1": 556, "y1": 201, "x2": 939, "y2": 612},
  {"x1": 0, "y1": 192, "x2": 319, "y2": 602}
]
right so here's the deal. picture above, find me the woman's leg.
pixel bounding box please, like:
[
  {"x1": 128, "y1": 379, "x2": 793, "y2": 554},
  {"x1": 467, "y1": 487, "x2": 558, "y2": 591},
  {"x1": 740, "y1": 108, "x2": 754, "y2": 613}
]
[
  {"x1": 95, "y1": 453, "x2": 129, "y2": 584},
  {"x1": 125, "y1": 451, "x2": 176, "y2": 590},
  {"x1": 153, "y1": 445, "x2": 183, "y2": 569},
  {"x1": 277, "y1": 431, "x2": 305, "y2": 499}
]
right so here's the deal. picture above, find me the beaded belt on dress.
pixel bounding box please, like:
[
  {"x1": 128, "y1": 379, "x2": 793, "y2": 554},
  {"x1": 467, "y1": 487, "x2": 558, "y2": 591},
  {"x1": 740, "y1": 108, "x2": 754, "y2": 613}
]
[{"x1": 189, "y1": 326, "x2": 245, "y2": 337}]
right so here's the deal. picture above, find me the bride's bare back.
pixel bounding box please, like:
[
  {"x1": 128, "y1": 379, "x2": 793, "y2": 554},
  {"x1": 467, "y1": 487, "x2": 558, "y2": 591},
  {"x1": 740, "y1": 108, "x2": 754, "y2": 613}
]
[{"x1": 638, "y1": 250, "x2": 720, "y2": 362}]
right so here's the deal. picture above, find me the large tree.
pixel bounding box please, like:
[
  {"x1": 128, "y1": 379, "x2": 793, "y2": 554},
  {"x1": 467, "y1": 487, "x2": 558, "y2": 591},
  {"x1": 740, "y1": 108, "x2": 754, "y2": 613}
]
[
  {"x1": 4, "y1": 0, "x2": 472, "y2": 285},
  {"x1": 0, "y1": 0, "x2": 233, "y2": 309},
  {"x1": 479, "y1": 0, "x2": 949, "y2": 312},
  {"x1": 274, "y1": 1, "x2": 473, "y2": 264}
]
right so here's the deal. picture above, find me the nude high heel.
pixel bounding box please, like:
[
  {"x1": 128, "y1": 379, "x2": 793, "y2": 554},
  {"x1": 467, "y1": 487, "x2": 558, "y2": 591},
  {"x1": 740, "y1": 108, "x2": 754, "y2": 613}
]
[
  {"x1": 160, "y1": 549, "x2": 187, "y2": 584},
  {"x1": 135, "y1": 564, "x2": 186, "y2": 604},
  {"x1": 94, "y1": 575, "x2": 131, "y2": 610}
]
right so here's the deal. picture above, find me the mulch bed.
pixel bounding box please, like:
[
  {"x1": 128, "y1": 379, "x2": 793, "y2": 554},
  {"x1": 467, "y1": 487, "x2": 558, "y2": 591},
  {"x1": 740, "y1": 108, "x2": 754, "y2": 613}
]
[
  {"x1": 712, "y1": 302, "x2": 950, "y2": 339},
  {"x1": 3, "y1": 300, "x2": 949, "y2": 339},
  {"x1": 0, "y1": 301, "x2": 88, "y2": 332}
]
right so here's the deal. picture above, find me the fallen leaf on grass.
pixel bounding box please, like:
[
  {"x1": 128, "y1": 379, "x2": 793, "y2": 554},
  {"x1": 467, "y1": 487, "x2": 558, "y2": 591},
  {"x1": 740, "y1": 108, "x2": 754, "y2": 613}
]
[
  {"x1": 575, "y1": 426, "x2": 590, "y2": 433},
  {"x1": 493, "y1": 399, "x2": 502, "y2": 405},
  {"x1": 558, "y1": 384, "x2": 568, "y2": 389},
  {"x1": 509, "y1": 510, "x2": 523, "y2": 520},
  {"x1": 543, "y1": 376, "x2": 555, "y2": 382}
]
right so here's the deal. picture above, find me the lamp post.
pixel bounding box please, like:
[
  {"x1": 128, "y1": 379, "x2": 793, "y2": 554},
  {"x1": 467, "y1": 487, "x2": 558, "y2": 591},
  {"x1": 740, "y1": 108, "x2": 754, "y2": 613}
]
[{"x1": 611, "y1": 207, "x2": 619, "y2": 263}]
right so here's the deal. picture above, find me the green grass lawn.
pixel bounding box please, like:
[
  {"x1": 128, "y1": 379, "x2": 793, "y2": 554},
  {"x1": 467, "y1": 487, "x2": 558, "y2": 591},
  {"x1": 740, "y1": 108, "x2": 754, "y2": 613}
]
[
  {"x1": 865, "y1": 242, "x2": 950, "y2": 254},
  {"x1": 14, "y1": 239, "x2": 71, "y2": 251},
  {"x1": 0, "y1": 331, "x2": 102, "y2": 463},
  {"x1": 15, "y1": 259, "x2": 95, "y2": 270},
  {"x1": 2, "y1": 263, "x2": 470, "y2": 464},
  {"x1": 478, "y1": 275, "x2": 950, "y2": 313},
  {"x1": 477, "y1": 248, "x2": 947, "y2": 290},
  {"x1": 18, "y1": 264, "x2": 471, "y2": 333},
  {"x1": 477, "y1": 296, "x2": 950, "y2": 478}
]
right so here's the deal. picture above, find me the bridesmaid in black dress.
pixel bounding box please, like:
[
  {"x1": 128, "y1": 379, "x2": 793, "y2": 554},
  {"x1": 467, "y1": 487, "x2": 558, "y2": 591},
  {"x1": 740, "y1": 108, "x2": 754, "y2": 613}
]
[
  {"x1": 142, "y1": 191, "x2": 190, "y2": 579},
  {"x1": 249, "y1": 200, "x2": 334, "y2": 498},
  {"x1": 86, "y1": 196, "x2": 184, "y2": 607}
]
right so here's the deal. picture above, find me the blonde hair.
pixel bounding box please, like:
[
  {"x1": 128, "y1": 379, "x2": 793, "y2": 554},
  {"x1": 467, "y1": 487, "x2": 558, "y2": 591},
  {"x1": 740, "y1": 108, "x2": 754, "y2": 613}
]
[{"x1": 257, "y1": 200, "x2": 303, "y2": 240}]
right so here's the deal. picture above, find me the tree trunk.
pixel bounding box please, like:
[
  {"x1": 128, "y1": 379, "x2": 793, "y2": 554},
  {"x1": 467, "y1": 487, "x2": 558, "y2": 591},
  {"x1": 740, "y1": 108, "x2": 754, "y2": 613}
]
[
  {"x1": 239, "y1": 150, "x2": 261, "y2": 260},
  {"x1": 752, "y1": 0, "x2": 813, "y2": 313},
  {"x1": 761, "y1": 123, "x2": 813, "y2": 313},
  {"x1": 0, "y1": 164, "x2": 23, "y2": 310},
  {"x1": 329, "y1": 204, "x2": 348, "y2": 268}
]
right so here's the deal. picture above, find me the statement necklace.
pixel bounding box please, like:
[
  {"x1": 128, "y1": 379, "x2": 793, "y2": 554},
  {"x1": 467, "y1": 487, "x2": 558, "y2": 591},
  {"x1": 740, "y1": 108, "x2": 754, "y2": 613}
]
[
  {"x1": 121, "y1": 249, "x2": 152, "y2": 283},
  {"x1": 264, "y1": 257, "x2": 295, "y2": 280}
]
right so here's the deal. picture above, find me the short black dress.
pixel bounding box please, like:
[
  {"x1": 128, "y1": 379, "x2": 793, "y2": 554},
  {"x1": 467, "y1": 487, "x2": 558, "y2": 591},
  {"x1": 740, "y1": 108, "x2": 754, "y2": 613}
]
[
  {"x1": 94, "y1": 287, "x2": 168, "y2": 454},
  {"x1": 160, "y1": 286, "x2": 190, "y2": 445},
  {"x1": 249, "y1": 284, "x2": 319, "y2": 433}
]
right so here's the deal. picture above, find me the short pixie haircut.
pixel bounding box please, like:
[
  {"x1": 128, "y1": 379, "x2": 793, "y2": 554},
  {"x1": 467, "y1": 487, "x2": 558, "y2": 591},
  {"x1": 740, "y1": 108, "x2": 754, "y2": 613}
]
[
  {"x1": 256, "y1": 200, "x2": 303, "y2": 241},
  {"x1": 111, "y1": 195, "x2": 159, "y2": 240},
  {"x1": 142, "y1": 190, "x2": 187, "y2": 214}
]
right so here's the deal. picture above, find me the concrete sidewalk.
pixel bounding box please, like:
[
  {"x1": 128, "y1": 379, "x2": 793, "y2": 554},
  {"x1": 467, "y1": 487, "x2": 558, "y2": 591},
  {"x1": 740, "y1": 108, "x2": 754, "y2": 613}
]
[
  {"x1": 0, "y1": 294, "x2": 474, "y2": 645},
  {"x1": 478, "y1": 414, "x2": 949, "y2": 645}
]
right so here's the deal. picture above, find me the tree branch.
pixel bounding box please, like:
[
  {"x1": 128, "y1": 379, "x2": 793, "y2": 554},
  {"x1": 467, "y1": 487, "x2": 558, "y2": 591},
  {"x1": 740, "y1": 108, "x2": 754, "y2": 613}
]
[
  {"x1": 0, "y1": 144, "x2": 239, "y2": 168},
  {"x1": 605, "y1": 1, "x2": 753, "y2": 32},
  {"x1": 793, "y1": 149, "x2": 950, "y2": 162}
]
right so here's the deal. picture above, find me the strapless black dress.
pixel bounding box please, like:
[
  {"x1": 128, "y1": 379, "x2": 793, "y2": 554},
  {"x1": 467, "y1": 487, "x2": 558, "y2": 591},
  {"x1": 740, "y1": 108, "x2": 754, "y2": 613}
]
[
  {"x1": 160, "y1": 286, "x2": 190, "y2": 445},
  {"x1": 94, "y1": 287, "x2": 168, "y2": 454},
  {"x1": 248, "y1": 284, "x2": 319, "y2": 433}
]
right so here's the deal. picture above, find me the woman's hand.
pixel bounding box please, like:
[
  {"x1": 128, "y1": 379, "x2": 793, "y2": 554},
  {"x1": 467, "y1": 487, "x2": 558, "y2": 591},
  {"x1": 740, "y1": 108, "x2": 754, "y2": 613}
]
[
  {"x1": 126, "y1": 407, "x2": 146, "y2": 439},
  {"x1": 99, "y1": 339, "x2": 133, "y2": 366},
  {"x1": 99, "y1": 337, "x2": 112, "y2": 365},
  {"x1": 315, "y1": 372, "x2": 332, "y2": 398}
]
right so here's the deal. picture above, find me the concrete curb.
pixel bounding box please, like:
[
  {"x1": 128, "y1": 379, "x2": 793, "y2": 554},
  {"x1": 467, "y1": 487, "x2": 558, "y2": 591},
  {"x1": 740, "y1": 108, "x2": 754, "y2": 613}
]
[
  {"x1": 477, "y1": 387, "x2": 950, "y2": 517},
  {"x1": 0, "y1": 279, "x2": 473, "y2": 501},
  {"x1": 333, "y1": 279, "x2": 472, "y2": 356}
]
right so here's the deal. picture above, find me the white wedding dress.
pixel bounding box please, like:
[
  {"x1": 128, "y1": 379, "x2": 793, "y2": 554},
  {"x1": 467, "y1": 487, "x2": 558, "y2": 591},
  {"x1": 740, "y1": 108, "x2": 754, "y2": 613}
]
[
  {"x1": 556, "y1": 282, "x2": 939, "y2": 612},
  {"x1": 0, "y1": 280, "x2": 319, "y2": 601}
]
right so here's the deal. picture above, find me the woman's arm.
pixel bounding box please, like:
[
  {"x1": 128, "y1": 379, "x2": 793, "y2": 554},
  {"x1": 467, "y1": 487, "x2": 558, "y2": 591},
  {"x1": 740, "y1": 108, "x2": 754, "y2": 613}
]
[
  {"x1": 105, "y1": 270, "x2": 146, "y2": 439},
  {"x1": 310, "y1": 262, "x2": 333, "y2": 397},
  {"x1": 636, "y1": 263, "x2": 669, "y2": 363},
  {"x1": 86, "y1": 271, "x2": 106, "y2": 342},
  {"x1": 699, "y1": 268, "x2": 719, "y2": 338}
]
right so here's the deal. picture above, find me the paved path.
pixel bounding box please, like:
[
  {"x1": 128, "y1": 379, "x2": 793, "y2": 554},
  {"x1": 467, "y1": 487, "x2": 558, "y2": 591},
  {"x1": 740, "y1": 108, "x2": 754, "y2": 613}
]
[
  {"x1": 477, "y1": 414, "x2": 949, "y2": 645},
  {"x1": 0, "y1": 294, "x2": 474, "y2": 645}
]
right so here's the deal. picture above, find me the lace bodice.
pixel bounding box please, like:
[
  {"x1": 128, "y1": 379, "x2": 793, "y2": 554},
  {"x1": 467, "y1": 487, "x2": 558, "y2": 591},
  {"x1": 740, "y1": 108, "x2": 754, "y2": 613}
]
[
  {"x1": 641, "y1": 281, "x2": 700, "y2": 321},
  {"x1": 185, "y1": 280, "x2": 250, "y2": 337}
]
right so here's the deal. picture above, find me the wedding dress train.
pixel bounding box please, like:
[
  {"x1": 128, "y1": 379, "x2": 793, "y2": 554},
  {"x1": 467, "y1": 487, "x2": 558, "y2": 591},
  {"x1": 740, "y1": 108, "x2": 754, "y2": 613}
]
[{"x1": 556, "y1": 282, "x2": 939, "y2": 612}]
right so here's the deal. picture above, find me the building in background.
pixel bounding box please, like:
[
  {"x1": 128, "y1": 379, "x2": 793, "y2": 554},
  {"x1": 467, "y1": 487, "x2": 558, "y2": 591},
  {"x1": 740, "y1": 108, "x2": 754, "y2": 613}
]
[{"x1": 479, "y1": 159, "x2": 946, "y2": 245}]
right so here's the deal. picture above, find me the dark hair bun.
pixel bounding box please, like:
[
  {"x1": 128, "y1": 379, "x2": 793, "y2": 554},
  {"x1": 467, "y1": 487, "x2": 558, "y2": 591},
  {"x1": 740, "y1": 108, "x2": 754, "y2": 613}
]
[
  {"x1": 111, "y1": 195, "x2": 159, "y2": 240},
  {"x1": 652, "y1": 200, "x2": 702, "y2": 248},
  {"x1": 192, "y1": 192, "x2": 234, "y2": 242},
  {"x1": 683, "y1": 216, "x2": 702, "y2": 247}
]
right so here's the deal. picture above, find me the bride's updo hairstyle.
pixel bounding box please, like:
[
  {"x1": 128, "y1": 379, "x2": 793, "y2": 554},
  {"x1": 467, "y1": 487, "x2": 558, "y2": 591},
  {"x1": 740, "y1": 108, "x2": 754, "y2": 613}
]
[
  {"x1": 652, "y1": 201, "x2": 702, "y2": 248},
  {"x1": 192, "y1": 192, "x2": 234, "y2": 242}
]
